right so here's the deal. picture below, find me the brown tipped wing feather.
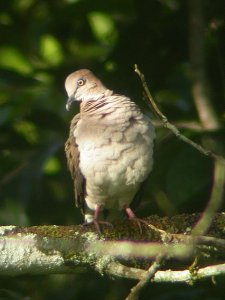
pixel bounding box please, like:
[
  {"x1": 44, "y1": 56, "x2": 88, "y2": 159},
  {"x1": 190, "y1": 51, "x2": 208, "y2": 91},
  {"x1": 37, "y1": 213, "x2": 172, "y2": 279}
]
[{"x1": 65, "y1": 113, "x2": 86, "y2": 213}]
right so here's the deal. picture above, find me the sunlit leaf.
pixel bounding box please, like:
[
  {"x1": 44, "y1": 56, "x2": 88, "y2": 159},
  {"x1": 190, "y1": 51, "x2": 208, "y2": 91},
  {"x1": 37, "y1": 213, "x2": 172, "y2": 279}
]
[
  {"x1": 88, "y1": 12, "x2": 118, "y2": 46},
  {"x1": 13, "y1": 120, "x2": 39, "y2": 144},
  {"x1": 14, "y1": 0, "x2": 34, "y2": 12},
  {"x1": 43, "y1": 156, "x2": 61, "y2": 175},
  {"x1": 0, "y1": 47, "x2": 32, "y2": 74},
  {"x1": 40, "y1": 35, "x2": 64, "y2": 66}
]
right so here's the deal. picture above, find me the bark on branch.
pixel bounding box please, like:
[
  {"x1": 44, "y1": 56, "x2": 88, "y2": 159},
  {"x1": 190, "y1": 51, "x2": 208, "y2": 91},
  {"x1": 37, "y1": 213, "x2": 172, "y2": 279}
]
[{"x1": 0, "y1": 213, "x2": 225, "y2": 281}]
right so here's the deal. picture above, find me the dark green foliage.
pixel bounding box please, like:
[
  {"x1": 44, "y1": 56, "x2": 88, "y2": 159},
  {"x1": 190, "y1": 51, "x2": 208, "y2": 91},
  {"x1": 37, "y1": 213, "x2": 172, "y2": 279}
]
[{"x1": 0, "y1": 0, "x2": 224, "y2": 299}]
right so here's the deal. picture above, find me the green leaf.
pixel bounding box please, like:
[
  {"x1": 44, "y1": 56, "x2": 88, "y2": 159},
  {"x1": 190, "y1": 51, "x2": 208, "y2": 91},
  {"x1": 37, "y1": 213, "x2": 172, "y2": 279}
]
[
  {"x1": 0, "y1": 47, "x2": 32, "y2": 74},
  {"x1": 88, "y1": 11, "x2": 118, "y2": 46},
  {"x1": 39, "y1": 35, "x2": 64, "y2": 66}
]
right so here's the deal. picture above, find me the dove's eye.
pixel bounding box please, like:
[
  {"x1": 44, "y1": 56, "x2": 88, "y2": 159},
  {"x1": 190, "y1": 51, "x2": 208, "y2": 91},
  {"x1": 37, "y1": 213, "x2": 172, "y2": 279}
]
[{"x1": 77, "y1": 78, "x2": 85, "y2": 86}]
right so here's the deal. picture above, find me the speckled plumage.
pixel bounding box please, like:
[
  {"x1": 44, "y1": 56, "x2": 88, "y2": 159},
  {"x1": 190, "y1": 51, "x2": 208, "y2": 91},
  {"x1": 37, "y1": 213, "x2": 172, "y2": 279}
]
[{"x1": 65, "y1": 69, "x2": 155, "y2": 223}]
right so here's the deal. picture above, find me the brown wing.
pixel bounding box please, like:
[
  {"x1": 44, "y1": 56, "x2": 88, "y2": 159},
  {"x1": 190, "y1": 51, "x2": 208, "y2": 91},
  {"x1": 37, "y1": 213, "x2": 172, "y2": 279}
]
[{"x1": 65, "y1": 113, "x2": 86, "y2": 213}]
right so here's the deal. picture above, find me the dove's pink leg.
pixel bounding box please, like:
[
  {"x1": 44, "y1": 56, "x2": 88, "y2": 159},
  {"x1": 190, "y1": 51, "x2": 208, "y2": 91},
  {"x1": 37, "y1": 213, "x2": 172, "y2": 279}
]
[
  {"x1": 125, "y1": 207, "x2": 148, "y2": 234},
  {"x1": 84, "y1": 204, "x2": 113, "y2": 234}
]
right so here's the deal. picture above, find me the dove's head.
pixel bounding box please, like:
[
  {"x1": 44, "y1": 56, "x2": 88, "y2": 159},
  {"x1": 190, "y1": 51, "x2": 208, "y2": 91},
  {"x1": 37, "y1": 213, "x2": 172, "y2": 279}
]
[{"x1": 65, "y1": 69, "x2": 107, "y2": 111}]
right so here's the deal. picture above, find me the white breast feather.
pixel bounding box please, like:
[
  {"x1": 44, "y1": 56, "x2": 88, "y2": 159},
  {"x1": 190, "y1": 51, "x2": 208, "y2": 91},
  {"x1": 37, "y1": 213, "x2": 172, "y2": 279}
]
[{"x1": 74, "y1": 98, "x2": 155, "y2": 211}]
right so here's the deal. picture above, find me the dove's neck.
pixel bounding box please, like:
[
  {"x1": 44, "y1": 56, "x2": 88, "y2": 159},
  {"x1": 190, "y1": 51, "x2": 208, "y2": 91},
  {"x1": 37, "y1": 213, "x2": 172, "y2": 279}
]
[{"x1": 80, "y1": 91, "x2": 137, "y2": 118}]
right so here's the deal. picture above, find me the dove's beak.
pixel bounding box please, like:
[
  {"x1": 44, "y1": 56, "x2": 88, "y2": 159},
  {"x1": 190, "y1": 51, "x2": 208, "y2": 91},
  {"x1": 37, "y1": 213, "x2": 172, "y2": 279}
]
[{"x1": 66, "y1": 95, "x2": 76, "y2": 111}]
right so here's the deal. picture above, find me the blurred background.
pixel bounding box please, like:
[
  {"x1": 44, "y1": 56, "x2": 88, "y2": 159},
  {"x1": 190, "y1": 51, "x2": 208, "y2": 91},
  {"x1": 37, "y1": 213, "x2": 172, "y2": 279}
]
[{"x1": 0, "y1": 0, "x2": 224, "y2": 299}]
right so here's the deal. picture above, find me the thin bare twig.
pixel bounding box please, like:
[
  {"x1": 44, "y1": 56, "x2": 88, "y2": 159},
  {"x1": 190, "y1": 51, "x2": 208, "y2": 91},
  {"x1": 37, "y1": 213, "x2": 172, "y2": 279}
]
[
  {"x1": 125, "y1": 254, "x2": 165, "y2": 300},
  {"x1": 152, "y1": 120, "x2": 204, "y2": 132},
  {"x1": 0, "y1": 161, "x2": 28, "y2": 187},
  {"x1": 134, "y1": 64, "x2": 225, "y2": 164},
  {"x1": 107, "y1": 261, "x2": 225, "y2": 283}
]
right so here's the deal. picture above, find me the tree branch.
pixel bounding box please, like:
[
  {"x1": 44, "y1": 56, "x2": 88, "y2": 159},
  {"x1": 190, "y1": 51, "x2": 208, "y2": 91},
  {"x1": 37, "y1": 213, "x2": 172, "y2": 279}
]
[
  {"x1": 0, "y1": 213, "x2": 225, "y2": 277},
  {"x1": 107, "y1": 262, "x2": 225, "y2": 283},
  {"x1": 134, "y1": 64, "x2": 225, "y2": 164},
  {"x1": 126, "y1": 254, "x2": 165, "y2": 300}
]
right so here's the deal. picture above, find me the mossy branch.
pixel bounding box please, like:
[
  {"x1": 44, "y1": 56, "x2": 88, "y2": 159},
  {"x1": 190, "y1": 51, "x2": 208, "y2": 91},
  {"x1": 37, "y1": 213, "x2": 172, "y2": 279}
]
[{"x1": 0, "y1": 213, "x2": 225, "y2": 280}]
